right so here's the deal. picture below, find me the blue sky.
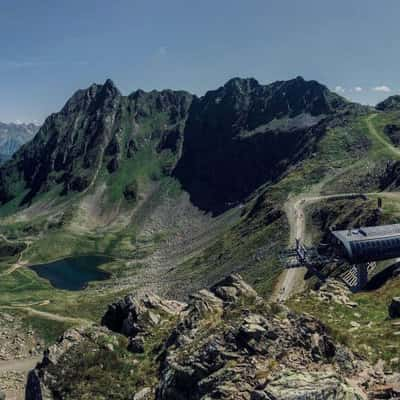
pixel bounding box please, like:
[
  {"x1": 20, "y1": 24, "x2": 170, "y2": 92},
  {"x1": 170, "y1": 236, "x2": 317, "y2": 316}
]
[{"x1": 0, "y1": 0, "x2": 399, "y2": 123}]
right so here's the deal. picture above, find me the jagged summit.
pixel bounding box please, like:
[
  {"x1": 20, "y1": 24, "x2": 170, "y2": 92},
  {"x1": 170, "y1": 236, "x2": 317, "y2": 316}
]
[
  {"x1": 60, "y1": 79, "x2": 122, "y2": 115},
  {"x1": 204, "y1": 75, "x2": 351, "y2": 121},
  {"x1": 222, "y1": 76, "x2": 260, "y2": 92}
]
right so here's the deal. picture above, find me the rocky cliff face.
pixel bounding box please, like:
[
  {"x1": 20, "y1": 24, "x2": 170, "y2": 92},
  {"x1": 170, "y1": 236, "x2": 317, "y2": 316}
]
[
  {"x1": 0, "y1": 80, "x2": 192, "y2": 206},
  {"x1": 0, "y1": 76, "x2": 362, "y2": 213},
  {"x1": 25, "y1": 275, "x2": 399, "y2": 400},
  {"x1": 174, "y1": 76, "x2": 362, "y2": 213}
]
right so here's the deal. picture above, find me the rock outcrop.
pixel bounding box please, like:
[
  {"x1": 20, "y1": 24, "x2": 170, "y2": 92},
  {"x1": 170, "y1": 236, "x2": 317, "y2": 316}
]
[
  {"x1": 25, "y1": 275, "x2": 399, "y2": 399},
  {"x1": 102, "y1": 292, "x2": 185, "y2": 353},
  {"x1": 389, "y1": 297, "x2": 400, "y2": 319}
]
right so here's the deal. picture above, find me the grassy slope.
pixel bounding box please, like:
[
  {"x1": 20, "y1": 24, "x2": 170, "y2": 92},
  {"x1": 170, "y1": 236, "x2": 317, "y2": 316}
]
[
  {"x1": 290, "y1": 277, "x2": 400, "y2": 370},
  {"x1": 285, "y1": 111, "x2": 400, "y2": 369},
  {"x1": 1, "y1": 110, "x2": 400, "y2": 348},
  {"x1": 177, "y1": 112, "x2": 385, "y2": 297}
]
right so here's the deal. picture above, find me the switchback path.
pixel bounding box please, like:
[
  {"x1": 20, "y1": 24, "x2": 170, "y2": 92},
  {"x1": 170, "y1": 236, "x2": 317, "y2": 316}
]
[
  {"x1": 0, "y1": 304, "x2": 92, "y2": 326},
  {"x1": 0, "y1": 357, "x2": 41, "y2": 373},
  {"x1": 273, "y1": 113, "x2": 400, "y2": 302},
  {"x1": 274, "y1": 190, "x2": 400, "y2": 302}
]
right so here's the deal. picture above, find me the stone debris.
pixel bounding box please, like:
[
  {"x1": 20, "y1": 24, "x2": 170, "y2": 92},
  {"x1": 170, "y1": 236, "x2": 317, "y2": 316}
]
[
  {"x1": 313, "y1": 278, "x2": 357, "y2": 307},
  {"x1": 0, "y1": 312, "x2": 44, "y2": 399},
  {"x1": 24, "y1": 274, "x2": 400, "y2": 399}
]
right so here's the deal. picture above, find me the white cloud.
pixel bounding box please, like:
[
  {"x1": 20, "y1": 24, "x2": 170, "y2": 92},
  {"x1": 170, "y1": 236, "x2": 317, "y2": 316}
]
[
  {"x1": 372, "y1": 85, "x2": 392, "y2": 93},
  {"x1": 354, "y1": 86, "x2": 363, "y2": 92},
  {"x1": 334, "y1": 85, "x2": 345, "y2": 93}
]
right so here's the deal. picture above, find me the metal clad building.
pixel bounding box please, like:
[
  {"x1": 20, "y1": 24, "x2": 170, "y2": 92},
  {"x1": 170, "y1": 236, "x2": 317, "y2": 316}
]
[{"x1": 331, "y1": 224, "x2": 400, "y2": 263}]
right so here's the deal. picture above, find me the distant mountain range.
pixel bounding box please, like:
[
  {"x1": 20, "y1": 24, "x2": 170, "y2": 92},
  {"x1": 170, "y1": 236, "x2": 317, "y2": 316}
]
[{"x1": 0, "y1": 122, "x2": 39, "y2": 163}]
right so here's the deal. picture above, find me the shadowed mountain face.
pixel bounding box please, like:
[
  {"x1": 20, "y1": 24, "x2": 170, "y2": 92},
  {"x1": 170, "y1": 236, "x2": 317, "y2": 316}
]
[
  {"x1": 376, "y1": 95, "x2": 400, "y2": 111},
  {"x1": 0, "y1": 76, "x2": 362, "y2": 212},
  {"x1": 174, "y1": 77, "x2": 360, "y2": 214},
  {"x1": 0, "y1": 122, "x2": 38, "y2": 162}
]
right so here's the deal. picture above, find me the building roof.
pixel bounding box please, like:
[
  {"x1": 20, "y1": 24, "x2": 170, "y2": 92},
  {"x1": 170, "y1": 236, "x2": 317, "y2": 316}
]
[
  {"x1": 331, "y1": 224, "x2": 400, "y2": 262},
  {"x1": 332, "y1": 224, "x2": 400, "y2": 243}
]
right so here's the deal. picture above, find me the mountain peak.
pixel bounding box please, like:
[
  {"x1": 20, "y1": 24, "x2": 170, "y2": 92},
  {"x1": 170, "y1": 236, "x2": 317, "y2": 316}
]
[
  {"x1": 376, "y1": 95, "x2": 400, "y2": 111},
  {"x1": 102, "y1": 78, "x2": 121, "y2": 96},
  {"x1": 224, "y1": 77, "x2": 260, "y2": 89},
  {"x1": 61, "y1": 79, "x2": 121, "y2": 115}
]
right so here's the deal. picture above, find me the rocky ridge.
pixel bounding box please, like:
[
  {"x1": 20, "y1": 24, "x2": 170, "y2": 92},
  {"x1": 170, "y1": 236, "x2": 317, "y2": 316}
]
[
  {"x1": 25, "y1": 275, "x2": 399, "y2": 400},
  {"x1": 0, "y1": 76, "x2": 365, "y2": 214},
  {"x1": 0, "y1": 80, "x2": 192, "y2": 206}
]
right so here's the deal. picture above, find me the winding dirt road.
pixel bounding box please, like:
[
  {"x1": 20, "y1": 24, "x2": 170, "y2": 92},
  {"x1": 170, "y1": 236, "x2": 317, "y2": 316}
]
[
  {"x1": 0, "y1": 357, "x2": 41, "y2": 374},
  {"x1": 273, "y1": 113, "x2": 400, "y2": 302},
  {"x1": 273, "y1": 191, "x2": 400, "y2": 302}
]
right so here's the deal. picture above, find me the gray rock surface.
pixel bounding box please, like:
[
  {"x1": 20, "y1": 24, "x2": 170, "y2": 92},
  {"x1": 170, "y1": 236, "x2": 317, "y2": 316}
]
[{"x1": 24, "y1": 274, "x2": 399, "y2": 400}]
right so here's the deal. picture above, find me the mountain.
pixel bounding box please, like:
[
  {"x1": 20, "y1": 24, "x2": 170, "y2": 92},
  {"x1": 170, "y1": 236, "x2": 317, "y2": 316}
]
[
  {"x1": 376, "y1": 95, "x2": 400, "y2": 111},
  {"x1": 0, "y1": 80, "x2": 192, "y2": 205},
  {"x1": 0, "y1": 121, "x2": 38, "y2": 162},
  {"x1": 0, "y1": 76, "x2": 361, "y2": 211},
  {"x1": 174, "y1": 76, "x2": 362, "y2": 213},
  {"x1": 2, "y1": 76, "x2": 400, "y2": 399}
]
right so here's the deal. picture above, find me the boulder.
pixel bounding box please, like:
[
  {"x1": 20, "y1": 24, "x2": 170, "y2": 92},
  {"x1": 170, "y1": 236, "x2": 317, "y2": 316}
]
[
  {"x1": 389, "y1": 297, "x2": 400, "y2": 319},
  {"x1": 133, "y1": 387, "x2": 152, "y2": 400},
  {"x1": 128, "y1": 336, "x2": 145, "y2": 353},
  {"x1": 263, "y1": 371, "x2": 364, "y2": 400},
  {"x1": 211, "y1": 273, "x2": 259, "y2": 303},
  {"x1": 101, "y1": 292, "x2": 185, "y2": 338}
]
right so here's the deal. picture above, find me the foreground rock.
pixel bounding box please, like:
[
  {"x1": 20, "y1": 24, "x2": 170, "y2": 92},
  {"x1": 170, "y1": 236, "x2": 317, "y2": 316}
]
[
  {"x1": 25, "y1": 274, "x2": 399, "y2": 399},
  {"x1": 389, "y1": 297, "x2": 400, "y2": 319},
  {"x1": 312, "y1": 278, "x2": 357, "y2": 307}
]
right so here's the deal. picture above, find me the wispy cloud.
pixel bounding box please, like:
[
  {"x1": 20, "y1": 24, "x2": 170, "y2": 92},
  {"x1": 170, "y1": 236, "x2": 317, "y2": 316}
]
[
  {"x1": 334, "y1": 85, "x2": 345, "y2": 93},
  {"x1": 0, "y1": 59, "x2": 89, "y2": 69},
  {"x1": 372, "y1": 85, "x2": 392, "y2": 93},
  {"x1": 354, "y1": 86, "x2": 363, "y2": 92}
]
